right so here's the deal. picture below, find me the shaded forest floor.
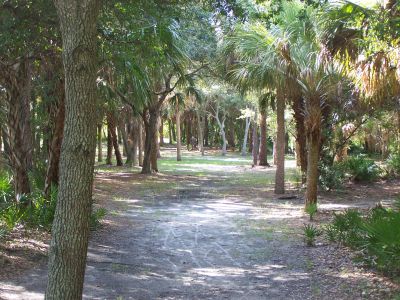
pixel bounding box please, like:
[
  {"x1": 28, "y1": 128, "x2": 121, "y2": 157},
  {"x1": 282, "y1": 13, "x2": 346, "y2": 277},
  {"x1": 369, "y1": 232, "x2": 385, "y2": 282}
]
[{"x1": 1, "y1": 148, "x2": 400, "y2": 299}]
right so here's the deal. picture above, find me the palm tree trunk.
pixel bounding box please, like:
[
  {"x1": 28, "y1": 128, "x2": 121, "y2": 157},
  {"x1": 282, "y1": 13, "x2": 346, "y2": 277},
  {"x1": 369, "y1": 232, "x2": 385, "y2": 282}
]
[
  {"x1": 305, "y1": 133, "x2": 320, "y2": 206},
  {"x1": 196, "y1": 111, "x2": 205, "y2": 156},
  {"x1": 241, "y1": 117, "x2": 251, "y2": 156},
  {"x1": 258, "y1": 109, "x2": 268, "y2": 166},
  {"x1": 138, "y1": 120, "x2": 143, "y2": 166},
  {"x1": 97, "y1": 124, "x2": 103, "y2": 162},
  {"x1": 46, "y1": 0, "x2": 100, "y2": 297},
  {"x1": 252, "y1": 114, "x2": 258, "y2": 166},
  {"x1": 274, "y1": 93, "x2": 285, "y2": 194},
  {"x1": 107, "y1": 112, "x2": 123, "y2": 166},
  {"x1": 176, "y1": 104, "x2": 182, "y2": 161}
]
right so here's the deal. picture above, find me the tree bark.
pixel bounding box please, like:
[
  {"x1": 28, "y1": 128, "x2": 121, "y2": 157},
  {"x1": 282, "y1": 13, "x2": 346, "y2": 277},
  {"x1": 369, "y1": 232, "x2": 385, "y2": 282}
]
[
  {"x1": 252, "y1": 114, "x2": 259, "y2": 166},
  {"x1": 196, "y1": 110, "x2": 205, "y2": 156},
  {"x1": 305, "y1": 133, "x2": 320, "y2": 206},
  {"x1": 241, "y1": 117, "x2": 250, "y2": 156},
  {"x1": 44, "y1": 80, "x2": 65, "y2": 195},
  {"x1": 3, "y1": 58, "x2": 33, "y2": 199},
  {"x1": 176, "y1": 104, "x2": 182, "y2": 161},
  {"x1": 141, "y1": 108, "x2": 159, "y2": 174},
  {"x1": 138, "y1": 120, "x2": 143, "y2": 166},
  {"x1": 106, "y1": 127, "x2": 113, "y2": 165},
  {"x1": 107, "y1": 112, "x2": 123, "y2": 166},
  {"x1": 292, "y1": 96, "x2": 307, "y2": 176},
  {"x1": 97, "y1": 124, "x2": 103, "y2": 162},
  {"x1": 258, "y1": 109, "x2": 268, "y2": 166},
  {"x1": 274, "y1": 93, "x2": 285, "y2": 194},
  {"x1": 46, "y1": 0, "x2": 100, "y2": 298}
]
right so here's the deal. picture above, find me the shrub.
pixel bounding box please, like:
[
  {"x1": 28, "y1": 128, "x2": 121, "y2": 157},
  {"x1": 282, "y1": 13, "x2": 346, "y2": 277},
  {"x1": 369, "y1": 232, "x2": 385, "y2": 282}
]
[
  {"x1": 326, "y1": 204, "x2": 400, "y2": 276},
  {"x1": 303, "y1": 224, "x2": 321, "y2": 246},
  {"x1": 319, "y1": 161, "x2": 346, "y2": 191},
  {"x1": 344, "y1": 155, "x2": 381, "y2": 182},
  {"x1": 305, "y1": 203, "x2": 318, "y2": 221},
  {"x1": 385, "y1": 152, "x2": 400, "y2": 177},
  {"x1": 90, "y1": 207, "x2": 107, "y2": 230}
]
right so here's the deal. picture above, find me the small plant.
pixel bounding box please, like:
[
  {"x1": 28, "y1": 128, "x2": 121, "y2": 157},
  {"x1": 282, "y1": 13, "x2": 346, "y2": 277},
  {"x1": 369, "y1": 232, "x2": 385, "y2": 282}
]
[
  {"x1": 305, "y1": 203, "x2": 318, "y2": 221},
  {"x1": 303, "y1": 224, "x2": 321, "y2": 246},
  {"x1": 90, "y1": 207, "x2": 107, "y2": 230}
]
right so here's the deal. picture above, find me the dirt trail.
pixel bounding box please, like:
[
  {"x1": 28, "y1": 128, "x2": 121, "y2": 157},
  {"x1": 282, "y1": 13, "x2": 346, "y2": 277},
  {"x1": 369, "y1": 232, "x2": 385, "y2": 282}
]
[{"x1": 0, "y1": 156, "x2": 397, "y2": 299}]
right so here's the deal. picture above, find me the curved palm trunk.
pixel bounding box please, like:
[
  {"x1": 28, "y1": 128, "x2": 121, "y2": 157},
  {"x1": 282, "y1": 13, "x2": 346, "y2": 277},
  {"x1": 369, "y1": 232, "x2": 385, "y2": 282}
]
[
  {"x1": 274, "y1": 93, "x2": 285, "y2": 194},
  {"x1": 258, "y1": 109, "x2": 268, "y2": 166},
  {"x1": 46, "y1": 0, "x2": 100, "y2": 298}
]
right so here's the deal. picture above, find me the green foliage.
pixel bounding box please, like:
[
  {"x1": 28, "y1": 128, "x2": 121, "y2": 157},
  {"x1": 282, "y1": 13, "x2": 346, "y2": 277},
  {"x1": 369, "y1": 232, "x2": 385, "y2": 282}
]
[
  {"x1": 305, "y1": 203, "x2": 318, "y2": 221},
  {"x1": 303, "y1": 223, "x2": 321, "y2": 246},
  {"x1": 385, "y1": 152, "x2": 400, "y2": 177},
  {"x1": 319, "y1": 161, "x2": 346, "y2": 191},
  {"x1": 326, "y1": 204, "x2": 400, "y2": 276},
  {"x1": 90, "y1": 208, "x2": 107, "y2": 230},
  {"x1": 344, "y1": 155, "x2": 381, "y2": 182},
  {"x1": 0, "y1": 171, "x2": 13, "y2": 204}
]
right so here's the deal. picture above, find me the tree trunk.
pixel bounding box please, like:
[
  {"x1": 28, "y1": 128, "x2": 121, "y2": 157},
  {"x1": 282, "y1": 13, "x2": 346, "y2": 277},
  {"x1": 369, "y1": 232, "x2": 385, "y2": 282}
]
[
  {"x1": 106, "y1": 127, "x2": 112, "y2": 165},
  {"x1": 159, "y1": 117, "x2": 164, "y2": 146},
  {"x1": 107, "y1": 112, "x2": 123, "y2": 166},
  {"x1": 97, "y1": 124, "x2": 102, "y2": 162},
  {"x1": 252, "y1": 114, "x2": 259, "y2": 166},
  {"x1": 274, "y1": 93, "x2": 285, "y2": 194},
  {"x1": 241, "y1": 117, "x2": 250, "y2": 156},
  {"x1": 204, "y1": 115, "x2": 209, "y2": 147},
  {"x1": 138, "y1": 120, "x2": 143, "y2": 166},
  {"x1": 292, "y1": 96, "x2": 307, "y2": 176},
  {"x1": 185, "y1": 113, "x2": 191, "y2": 151},
  {"x1": 46, "y1": 1, "x2": 100, "y2": 298},
  {"x1": 4, "y1": 59, "x2": 33, "y2": 199},
  {"x1": 305, "y1": 133, "x2": 320, "y2": 207},
  {"x1": 176, "y1": 105, "x2": 182, "y2": 161},
  {"x1": 44, "y1": 81, "x2": 65, "y2": 195},
  {"x1": 258, "y1": 109, "x2": 268, "y2": 166},
  {"x1": 141, "y1": 109, "x2": 159, "y2": 174},
  {"x1": 168, "y1": 119, "x2": 173, "y2": 144},
  {"x1": 214, "y1": 109, "x2": 227, "y2": 155},
  {"x1": 196, "y1": 111, "x2": 205, "y2": 156},
  {"x1": 227, "y1": 118, "x2": 235, "y2": 149}
]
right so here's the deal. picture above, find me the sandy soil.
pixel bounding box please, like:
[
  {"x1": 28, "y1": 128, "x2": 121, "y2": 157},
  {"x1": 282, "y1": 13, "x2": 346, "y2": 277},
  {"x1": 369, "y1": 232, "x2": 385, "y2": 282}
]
[{"x1": 0, "y1": 150, "x2": 399, "y2": 299}]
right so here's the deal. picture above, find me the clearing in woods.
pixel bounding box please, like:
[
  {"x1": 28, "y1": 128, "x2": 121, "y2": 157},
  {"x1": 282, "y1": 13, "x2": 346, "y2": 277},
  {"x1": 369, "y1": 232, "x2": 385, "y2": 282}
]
[{"x1": 0, "y1": 149, "x2": 398, "y2": 299}]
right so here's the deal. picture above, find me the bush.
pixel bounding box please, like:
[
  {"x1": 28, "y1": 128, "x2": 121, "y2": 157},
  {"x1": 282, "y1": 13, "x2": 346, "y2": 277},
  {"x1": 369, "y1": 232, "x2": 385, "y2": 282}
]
[
  {"x1": 326, "y1": 203, "x2": 400, "y2": 276},
  {"x1": 303, "y1": 224, "x2": 321, "y2": 246},
  {"x1": 90, "y1": 207, "x2": 107, "y2": 230},
  {"x1": 344, "y1": 155, "x2": 381, "y2": 182},
  {"x1": 319, "y1": 161, "x2": 346, "y2": 191},
  {"x1": 385, "y1": 152, "x2": 400, "y2": 177}
]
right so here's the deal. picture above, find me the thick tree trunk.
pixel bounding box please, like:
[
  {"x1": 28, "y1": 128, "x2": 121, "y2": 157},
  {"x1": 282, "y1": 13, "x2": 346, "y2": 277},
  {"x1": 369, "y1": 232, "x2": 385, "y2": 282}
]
[
  {"x1": 44, "y1": 82, "x2": 65, "y2": 195},
  {"x1": 176, "y1": 105, "x2": 182, "y2": 161},
  {"x1": 46, "y1": 1, "x2": 100, "y2": 298},
  {"x1": 107, "y1": 112, "x2": 123, "y2": 166},
  {"x1": 274, "y1": 93, "x2": 285, "y2": 194},
  {"x1": 4, "y1": 59, "x2": 33, "y2": 199},
  {"x1": 97, "y1": 124, "x2": 102, "y2": 162},
  {"x1": 241, "y1": 117, "x2": 250, "y2": 156},
  {"x1": 258, "y1": 109, "x2": 268, "y2": 166},
  {"x1": 305, "y1": 133, "x2": 320, "y2": 207},
  {"x1": 141, "y1": 109, "x2": 159, "y2": 174},
  {"x1": 125, "y1": 115, "x2": 138, "y2": 167}
]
